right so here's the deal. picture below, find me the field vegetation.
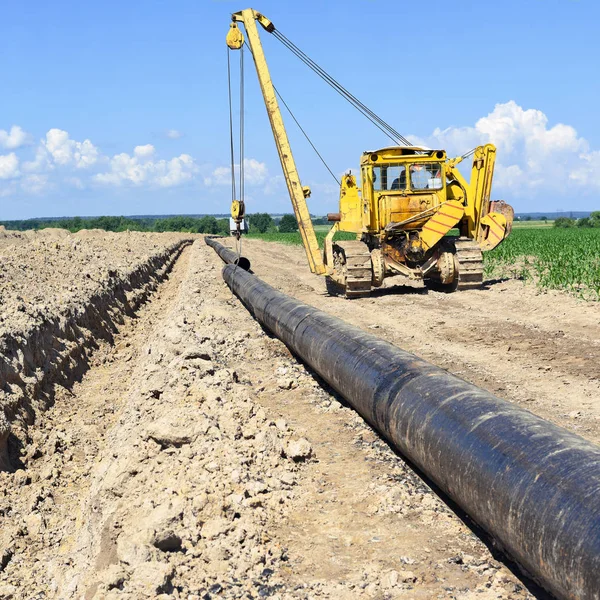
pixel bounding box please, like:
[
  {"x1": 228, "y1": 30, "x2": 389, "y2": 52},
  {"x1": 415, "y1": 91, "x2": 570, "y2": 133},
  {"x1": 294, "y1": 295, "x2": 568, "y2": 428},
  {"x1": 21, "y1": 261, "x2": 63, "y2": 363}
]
[
  {"x1": 553, "y1": 211, "x2": 600, "y2": 229},
  {"x1": 1, "y1": 213, "x2": 304, "y2": 236},
  {"x1": 485, "y1": 227, "x2": 600, "y2": 300},
  {"x1": 0, "y1": 215, "x2": 232, "y2": 235},
  {"x1": 247, "y1": 229, "x2": 356, "y2": 247}
]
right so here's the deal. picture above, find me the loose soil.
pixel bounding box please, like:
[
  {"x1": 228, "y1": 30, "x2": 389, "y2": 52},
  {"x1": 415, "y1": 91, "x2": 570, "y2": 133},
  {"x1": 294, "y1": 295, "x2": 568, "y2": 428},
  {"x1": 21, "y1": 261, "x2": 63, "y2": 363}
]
[
  {"x1": 0, "y1": 230, "x2": 191, "y2": 469},
  {"x1": 2, "y1": 233, "x2": 596, "y2": 599}
]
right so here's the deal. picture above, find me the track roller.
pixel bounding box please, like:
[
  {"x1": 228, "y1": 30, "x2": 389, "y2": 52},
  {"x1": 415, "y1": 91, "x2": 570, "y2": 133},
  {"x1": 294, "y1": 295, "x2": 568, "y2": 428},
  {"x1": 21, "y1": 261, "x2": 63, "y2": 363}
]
[
  {"x1": 326, "y1": 241, "x2": 372, "y2": 298},
  {"x1": 425, "y1": 237, "x2": 484, "y2": 292},
  {"x1": 454, "y1": 237, "x2": 484, "y2": 290}
]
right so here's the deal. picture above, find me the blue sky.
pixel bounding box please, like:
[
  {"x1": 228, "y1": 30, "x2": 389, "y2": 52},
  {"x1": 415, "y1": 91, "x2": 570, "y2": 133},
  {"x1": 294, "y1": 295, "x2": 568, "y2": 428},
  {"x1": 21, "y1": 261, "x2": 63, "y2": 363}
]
[{"x1": 1, "y1": 0, "x2": 599, "y2": 219}]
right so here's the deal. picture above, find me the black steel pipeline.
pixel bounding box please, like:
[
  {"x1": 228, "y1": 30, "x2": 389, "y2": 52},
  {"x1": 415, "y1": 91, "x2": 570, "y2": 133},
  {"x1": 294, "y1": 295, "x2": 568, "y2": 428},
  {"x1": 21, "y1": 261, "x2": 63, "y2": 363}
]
[
  {"x1": 205, "y1": 237, "x2": 251, "y2": 271},
  {"x1": 222, "y1": 264, "x2": 600, "y2": 600}
]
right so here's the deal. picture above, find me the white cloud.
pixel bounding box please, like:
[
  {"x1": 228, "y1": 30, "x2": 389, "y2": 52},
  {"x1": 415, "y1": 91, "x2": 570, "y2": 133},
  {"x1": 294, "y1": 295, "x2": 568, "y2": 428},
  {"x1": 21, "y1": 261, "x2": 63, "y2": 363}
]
[
  {"x1": 413, "y1": 100, "x2": 600, "y2": 192},
  {"x1": 42, "y1": 128, "x2": 99, "y2": 169},
  {"x1": 569, "y1": 150, "x2": 600, "y2": 187},
  {"x1": 5, "y1": 102, "x2": 597, "y2": 203},
  {"x1": 134, "y1": 144, "x2": 156, "y2": 159},
  {"x1": 243, "y1": 158, "x2": 268, "y2": 184},
  {"x1": 0, "y1": 153, "x2": 20, "y2": 179},
  {"x1": 65, "y1": 176, "x2": 84, "y2": 189},
  {"x1": 165, "y1": 129, "x2": 183, "y2": 139},
  {"x1": 204, "y1": 158, "x2": 268, "y2": 187},
  {"x1": 204, "y1": 166, "x2": 230, "y2": 187},
  {"x1": 1, "y1": 127, "x2": 201, "y2": 196},
  {"x1": 0, "y1": 125, "x2": 31, "y2": 150},
  {"x1": 23, "y1": 145, "x2": 54, "y2": 173},
  {"x1": 94, "y1": 149, "x2": 197, "y2": 188},
  {"x1": 263, "y1": 174, "x2": 285, "y2": 196},
  {"x1": 21, "y1": 174, "x2": 49, "y2": 194},
  {"x1": 155, "y1": 155, "x2": 196, "y2": 187}
]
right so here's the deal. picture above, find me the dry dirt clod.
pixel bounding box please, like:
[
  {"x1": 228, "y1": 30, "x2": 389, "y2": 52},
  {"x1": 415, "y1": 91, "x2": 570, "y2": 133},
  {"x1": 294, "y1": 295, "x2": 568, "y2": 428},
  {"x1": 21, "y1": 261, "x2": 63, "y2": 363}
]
[{"x1": 284, "y1": 438, "x2": 313, "y2": 462}]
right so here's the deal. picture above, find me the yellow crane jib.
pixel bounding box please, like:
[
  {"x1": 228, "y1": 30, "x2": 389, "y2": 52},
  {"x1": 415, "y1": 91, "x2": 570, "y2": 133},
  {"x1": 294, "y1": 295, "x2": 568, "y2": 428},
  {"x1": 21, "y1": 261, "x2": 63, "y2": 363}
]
[{"x1": 226, "y1": 8, "x2": 326, "y2": 276}]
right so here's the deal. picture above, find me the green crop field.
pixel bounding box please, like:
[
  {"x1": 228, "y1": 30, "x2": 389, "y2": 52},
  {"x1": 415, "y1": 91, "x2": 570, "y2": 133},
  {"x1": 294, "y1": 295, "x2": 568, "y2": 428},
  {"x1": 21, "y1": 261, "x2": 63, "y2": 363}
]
[
  {"x1": 248, "y1": 226, "x2": 600, "y2": 301},
  {"x1": 247, "y1": 230, "x2": 356, "y2": 247},
  {"x1": 512, "y1": 220, "x2": 555, "y2": 229},
  {"x1": 484, "y1": 227, "x2": 600, "y2": 300}
]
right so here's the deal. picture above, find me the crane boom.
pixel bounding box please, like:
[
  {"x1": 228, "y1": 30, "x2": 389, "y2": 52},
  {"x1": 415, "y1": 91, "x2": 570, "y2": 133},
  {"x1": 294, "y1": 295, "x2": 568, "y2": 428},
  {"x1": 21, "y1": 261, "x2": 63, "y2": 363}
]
[{"x1": 227, "y1": 9, "x2": 326, "y2": 275}]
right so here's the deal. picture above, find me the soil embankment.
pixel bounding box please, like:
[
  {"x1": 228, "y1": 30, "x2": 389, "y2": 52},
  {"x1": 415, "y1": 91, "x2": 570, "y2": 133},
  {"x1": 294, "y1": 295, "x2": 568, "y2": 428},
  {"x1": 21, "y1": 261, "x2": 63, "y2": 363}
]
[{"x1": 0, "y1": 230, "x2": 192, "y2": 468}]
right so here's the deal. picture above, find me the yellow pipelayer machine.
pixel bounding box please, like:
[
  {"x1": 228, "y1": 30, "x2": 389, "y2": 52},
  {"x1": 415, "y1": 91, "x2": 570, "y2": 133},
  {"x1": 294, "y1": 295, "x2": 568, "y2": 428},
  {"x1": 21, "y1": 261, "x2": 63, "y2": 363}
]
[{"x1": 227, "y1": 9, "x2": 514, "y2": 297}]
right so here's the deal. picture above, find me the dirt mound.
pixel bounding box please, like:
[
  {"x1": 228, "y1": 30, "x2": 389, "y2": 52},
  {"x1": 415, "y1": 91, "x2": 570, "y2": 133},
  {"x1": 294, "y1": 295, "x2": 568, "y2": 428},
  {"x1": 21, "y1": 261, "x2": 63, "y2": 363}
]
[
  {"x1": 74, "y1": 228, "x2": 117, "y2": 239},
  {"x1": 0, "y1": 232, "x2": 192, "y2": 469},
  {"x1": 0, "y1": 227, "x2": 24, "y2": 251},
  {"x1": 34, "y1": 228, "x2": 72, "y2": 238}
]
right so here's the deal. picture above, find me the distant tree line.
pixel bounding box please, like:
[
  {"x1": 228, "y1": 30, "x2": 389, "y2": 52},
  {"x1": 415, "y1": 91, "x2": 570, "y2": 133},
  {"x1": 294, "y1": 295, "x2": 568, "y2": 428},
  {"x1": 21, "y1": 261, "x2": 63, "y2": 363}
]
[
  {"x1": 247, "y1": 213, "x2": 299, "y2": 233},
  {"x1": 555, "y1": 212, "x2": 600, "y2": 228},
  {"x1": 518, "y1": 215, "x2": 548, "y2": 222},
  {"x1": 0, "y1": 215, "x2": 234, "y2": 234},
  {"x1": 1, "y1": 212, "x2": 302, "y2": 235}
]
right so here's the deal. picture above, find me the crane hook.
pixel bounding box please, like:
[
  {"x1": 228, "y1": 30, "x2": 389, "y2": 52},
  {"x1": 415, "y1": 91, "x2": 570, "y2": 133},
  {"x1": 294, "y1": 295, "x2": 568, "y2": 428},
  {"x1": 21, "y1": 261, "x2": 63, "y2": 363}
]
[{"x1": 226, "y1": 22, "x2": 244, "y2": 50}]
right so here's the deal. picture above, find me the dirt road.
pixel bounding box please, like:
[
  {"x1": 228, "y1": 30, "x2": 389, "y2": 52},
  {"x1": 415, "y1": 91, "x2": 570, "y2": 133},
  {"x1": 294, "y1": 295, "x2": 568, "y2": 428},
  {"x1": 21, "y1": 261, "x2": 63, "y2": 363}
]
[{"x1": 1, "y1": 236, "x2": 585, "y2": 598}]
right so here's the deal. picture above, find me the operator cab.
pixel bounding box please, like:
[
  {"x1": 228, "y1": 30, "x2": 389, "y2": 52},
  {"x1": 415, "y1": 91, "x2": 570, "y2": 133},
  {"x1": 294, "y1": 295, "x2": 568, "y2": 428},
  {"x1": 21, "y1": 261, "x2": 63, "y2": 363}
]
[{"x1": 362, "y1": 146, "x2": 447, "y2": 194}]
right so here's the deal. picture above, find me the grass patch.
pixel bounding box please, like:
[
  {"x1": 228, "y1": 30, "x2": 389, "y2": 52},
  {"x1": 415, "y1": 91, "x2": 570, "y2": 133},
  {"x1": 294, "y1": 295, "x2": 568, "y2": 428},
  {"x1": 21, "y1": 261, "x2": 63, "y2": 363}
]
[
  {"x1": 247, "y1": 230, "x2": 356, "y2": 248},
  {"x1": 484, "y1": 227, "x2": 600, "y2": 300}
]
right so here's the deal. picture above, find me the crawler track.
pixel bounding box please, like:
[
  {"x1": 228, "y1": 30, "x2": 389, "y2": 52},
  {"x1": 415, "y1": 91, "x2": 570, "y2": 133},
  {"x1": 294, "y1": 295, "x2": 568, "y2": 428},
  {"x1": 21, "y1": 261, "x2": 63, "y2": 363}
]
[
  {"x1": 454, "y1": 237, "x2": 484, "y2": 289},
  {"x1": 332, "y1": 240, "x2": 372, "y2": 298}
]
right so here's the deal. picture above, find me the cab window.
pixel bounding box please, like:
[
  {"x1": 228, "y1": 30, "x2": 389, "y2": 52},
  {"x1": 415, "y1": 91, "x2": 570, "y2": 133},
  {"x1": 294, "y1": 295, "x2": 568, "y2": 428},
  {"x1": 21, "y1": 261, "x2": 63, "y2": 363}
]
[
  {"x1": 372, "y1": 164, "x2": 407, "y2": 191},
  {"x1": 409, "y1": 163, "x2": 443, "y2": 190}
]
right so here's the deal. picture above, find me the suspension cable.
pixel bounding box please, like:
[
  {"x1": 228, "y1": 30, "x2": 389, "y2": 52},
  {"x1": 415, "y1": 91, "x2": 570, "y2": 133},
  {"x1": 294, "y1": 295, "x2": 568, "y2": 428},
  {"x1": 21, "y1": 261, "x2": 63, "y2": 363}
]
[
  {"x1": 226, "y1": 48, "x2": 237, "y2": 202},
  {"x1": 273, "y1": 31, "x2": 399, "y2": 144},
  {"x1": 239, "y1": 44, "x2": 245, "y2": 205},
  {"x1": 274, "y1": 85, "x2": 339, "y2": 185},
  {"x1": 271, "y1": 29, "x2": 412, "y2": 147}
]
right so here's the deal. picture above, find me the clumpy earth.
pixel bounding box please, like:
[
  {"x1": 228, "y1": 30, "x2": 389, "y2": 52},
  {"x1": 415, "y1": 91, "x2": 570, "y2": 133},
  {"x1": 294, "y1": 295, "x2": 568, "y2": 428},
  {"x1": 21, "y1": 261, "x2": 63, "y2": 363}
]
[
  {"x1": 0, "y1": 229, "x2": 191, "y2": 468},
  {"x1": 1, "y1": 233, "x2": 590, "y2": 598}
]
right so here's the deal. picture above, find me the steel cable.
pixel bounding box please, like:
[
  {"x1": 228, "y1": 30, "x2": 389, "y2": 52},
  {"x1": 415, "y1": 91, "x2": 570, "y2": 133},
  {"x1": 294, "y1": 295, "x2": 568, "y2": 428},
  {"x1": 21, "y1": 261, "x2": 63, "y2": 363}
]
[
  {"x1": 226, "y1": 48, "x2": 237, "y2": 202},
  {"x1": 272, "y1": 30, "x2": 412, "y2": 147},
  {"x1": 273, "y1": 85, "x2": 339, "y2": 185},
  {"x1": 240, "y1": 44, "x2": 245, "y2": 207}
]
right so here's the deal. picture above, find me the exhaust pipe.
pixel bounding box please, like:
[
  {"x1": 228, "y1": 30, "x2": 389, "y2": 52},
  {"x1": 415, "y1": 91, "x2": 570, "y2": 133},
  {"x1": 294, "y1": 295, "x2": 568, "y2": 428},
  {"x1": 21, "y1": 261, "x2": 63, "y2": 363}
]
[
  {"x1": 221, "y1": 264, "x2": 600, "y2": 600},
  {"x1": 205, "y1": 237, "x2": 251, "y2": 271}
]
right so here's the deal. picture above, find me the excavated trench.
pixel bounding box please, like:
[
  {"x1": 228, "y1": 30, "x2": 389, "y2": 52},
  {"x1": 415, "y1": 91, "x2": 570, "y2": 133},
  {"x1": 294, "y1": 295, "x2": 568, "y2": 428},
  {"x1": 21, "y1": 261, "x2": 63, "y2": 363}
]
[{"x1": 0, "y1": 237, "x2": 192, "y2": 469}]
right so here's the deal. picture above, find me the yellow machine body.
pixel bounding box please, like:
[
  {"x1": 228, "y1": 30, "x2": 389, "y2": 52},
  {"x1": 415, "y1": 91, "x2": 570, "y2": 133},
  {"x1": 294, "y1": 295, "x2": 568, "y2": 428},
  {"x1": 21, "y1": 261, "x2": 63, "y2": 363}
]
[
  {"x1": 228, "y1": 9, "x2": 514, "y2": 295},
  {"x1": 337, "y1": 144, "x2": 511, "y2": 250}
]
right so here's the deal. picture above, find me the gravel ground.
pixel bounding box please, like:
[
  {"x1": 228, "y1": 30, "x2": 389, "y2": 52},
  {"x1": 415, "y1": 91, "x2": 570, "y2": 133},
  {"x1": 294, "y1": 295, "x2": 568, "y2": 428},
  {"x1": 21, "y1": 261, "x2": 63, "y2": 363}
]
[{"x1": 0, "y1": 239, "x2": 541, "y2": 599}]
